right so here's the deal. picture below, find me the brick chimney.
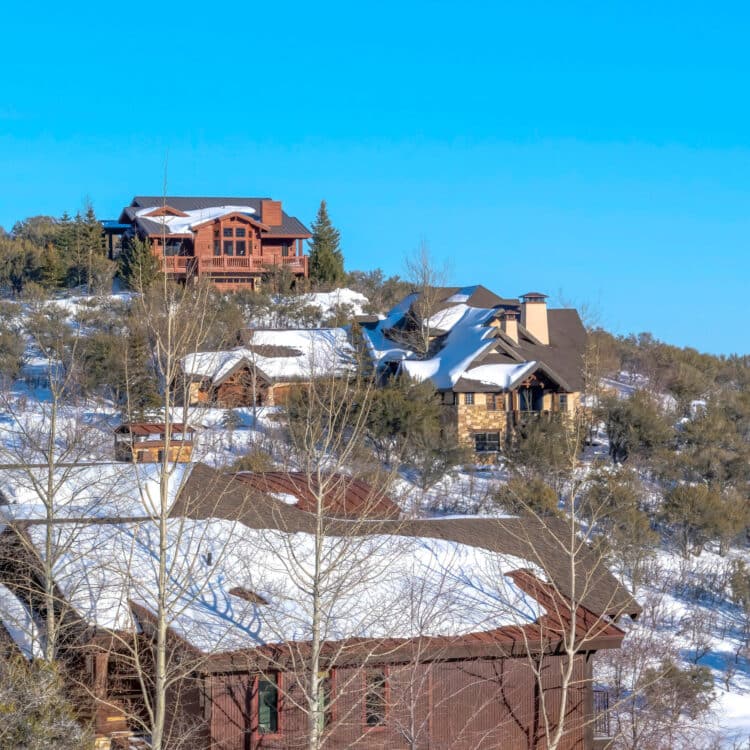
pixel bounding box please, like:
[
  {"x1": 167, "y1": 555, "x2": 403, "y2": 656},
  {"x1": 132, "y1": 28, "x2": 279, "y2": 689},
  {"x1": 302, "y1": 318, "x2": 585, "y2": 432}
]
[
  {"x1": 498, "y1": 308, "x2": 519, "y2": 344},
  {"x1": 260, "y1": 200, "x2": 282, "y2": 227},
  {"x1": 520, "y1": 292, "x2": 549, "y2": 345}
]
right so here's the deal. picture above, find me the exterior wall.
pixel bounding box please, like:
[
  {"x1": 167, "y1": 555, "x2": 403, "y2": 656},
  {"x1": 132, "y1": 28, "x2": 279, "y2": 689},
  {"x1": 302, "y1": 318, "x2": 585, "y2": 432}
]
[
  {"x1": 206, "y1": 654, "x2": 591, "y2": 750},
  {"x1": 115, "y1": 441, "x2": 193, "y2": 464}
]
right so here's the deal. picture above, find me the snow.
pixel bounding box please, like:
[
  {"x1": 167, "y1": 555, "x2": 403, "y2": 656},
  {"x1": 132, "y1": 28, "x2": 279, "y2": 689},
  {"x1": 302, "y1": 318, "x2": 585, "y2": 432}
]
[
  {"x1": 462, "y1": 361, "x2": 538, "y2": 389},
  {"x1": 0, "y1": 582, "x2": 41, "y2": 659},
  {"x1": 400, "y1": 306, "x2": 517, "y2": 390},
  {"x1": 181, "y1": 328, "x2": 354, "y2": 383},
  {"x1": 135, "y1": 205, "x2": 258, "y2": 235},
  {"x1": 0, "y1": 463, "x2": 190, "y2": 520},
  {"x1": 26, "y1": 518, "x2": 542, "y2": 653},
  {"x1": 298, "y1": 288, "x2": 369, "y2": 317}
]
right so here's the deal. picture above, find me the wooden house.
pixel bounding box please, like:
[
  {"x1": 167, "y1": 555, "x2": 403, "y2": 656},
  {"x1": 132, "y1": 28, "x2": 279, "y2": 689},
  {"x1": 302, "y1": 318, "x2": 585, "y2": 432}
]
[
  {"x1": 106, "y1": 196, "x2": 311, "y2": 291},
  {"x1": 114, "y1": 423, "x2": 195, "y2": 463},
  {"x1": 0, "y1": 464, "x2": 638, "y2": 750},
  {"x1": 361, "y1": 286, "x2": 587, "y2": 458},
  {"x1": 179, "y1": 329, "x2": 354, "y2": 408}
]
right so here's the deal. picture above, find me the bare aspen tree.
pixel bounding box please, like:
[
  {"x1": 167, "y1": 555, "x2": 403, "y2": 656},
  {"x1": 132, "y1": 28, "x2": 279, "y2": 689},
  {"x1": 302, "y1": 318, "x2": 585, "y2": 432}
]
[{"x1": 403, "y1": 240, "x2": 449, "y2": 356}]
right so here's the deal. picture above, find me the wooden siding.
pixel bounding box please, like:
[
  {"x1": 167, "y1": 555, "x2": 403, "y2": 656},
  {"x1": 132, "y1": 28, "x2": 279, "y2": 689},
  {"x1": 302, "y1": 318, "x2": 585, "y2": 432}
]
[{"x1": 206, "y1": 654, "x2": 591, "y2": 750}]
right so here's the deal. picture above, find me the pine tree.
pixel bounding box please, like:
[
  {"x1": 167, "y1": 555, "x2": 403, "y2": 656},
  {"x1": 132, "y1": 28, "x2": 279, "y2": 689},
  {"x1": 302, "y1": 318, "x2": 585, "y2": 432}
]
[
  {"x1": 308, "y1": 199, "x2": 344, "y2": 286},
  {"x1": 119, "y1": 236, "x2": 161, "y2": 291}
]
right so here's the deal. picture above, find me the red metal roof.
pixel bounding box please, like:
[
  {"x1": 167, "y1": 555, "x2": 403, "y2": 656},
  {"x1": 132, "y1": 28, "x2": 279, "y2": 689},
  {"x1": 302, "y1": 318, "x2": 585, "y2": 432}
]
[
  {"x1": 232, "y1": 472, "x2": 401, "y2": 520},
  {"x1": 115, "y1": 423, "x2": 194, "y2": 436}
]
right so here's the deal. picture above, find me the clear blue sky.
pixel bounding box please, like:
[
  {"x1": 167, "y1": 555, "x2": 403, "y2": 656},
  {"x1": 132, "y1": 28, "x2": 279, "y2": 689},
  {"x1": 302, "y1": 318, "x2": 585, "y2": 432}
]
[{"x1": 1, "y1": 1, "x2": 748, "y2": 354}]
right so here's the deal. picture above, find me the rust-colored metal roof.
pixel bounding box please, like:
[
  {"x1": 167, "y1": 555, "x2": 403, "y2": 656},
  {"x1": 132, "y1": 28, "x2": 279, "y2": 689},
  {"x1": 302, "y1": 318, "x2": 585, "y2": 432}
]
[
  {"x1": 232, "y1": 471, "x2": 401, "y2": 519},
  {"x1": 114, "y1": 423, "x2": 194, "y2": 436}
]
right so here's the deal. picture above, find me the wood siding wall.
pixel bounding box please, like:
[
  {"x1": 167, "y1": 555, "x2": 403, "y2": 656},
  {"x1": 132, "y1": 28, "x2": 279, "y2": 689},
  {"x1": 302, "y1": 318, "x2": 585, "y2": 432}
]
[{"x1": 206, "y1": 654, "x2": 590, "y2": 750}]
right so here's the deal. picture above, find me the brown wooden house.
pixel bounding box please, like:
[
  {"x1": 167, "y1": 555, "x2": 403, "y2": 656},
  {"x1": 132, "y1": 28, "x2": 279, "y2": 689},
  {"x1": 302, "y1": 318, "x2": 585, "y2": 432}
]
[
  {"x1": 0, "y1": 465, "x2": 638, "y2": 750},
  {"x1": 179, "y1": 329, "x2": 353, "y2": 408},
  {"x1": 108, "y1": 196, "x2": 311, "y2": 291},
  {"x1": 362, "y1": 286, "x2": 587, "y2": 458},
  {"x1": 114, "y1": 423, "x2": 195, "y2": 463}
]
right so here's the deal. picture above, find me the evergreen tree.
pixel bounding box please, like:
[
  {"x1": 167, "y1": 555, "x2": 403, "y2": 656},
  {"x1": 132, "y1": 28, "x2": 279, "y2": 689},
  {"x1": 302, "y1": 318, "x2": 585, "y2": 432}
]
[
  {"x1": 119, "y1": 236, "x2": 161, "y2": 291},
  {"x1": 308, "y1": 200, "x2": 344, "y2": 286}
]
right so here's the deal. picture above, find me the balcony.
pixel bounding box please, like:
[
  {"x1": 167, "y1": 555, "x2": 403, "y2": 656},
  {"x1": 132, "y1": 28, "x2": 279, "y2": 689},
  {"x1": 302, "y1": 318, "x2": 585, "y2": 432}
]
[
  {"x1": 160, "y1": 256, "x2": 195, "y2": 275},
  {"x1": 197, "y1": 255, "x2": 308, "y2": 275}
]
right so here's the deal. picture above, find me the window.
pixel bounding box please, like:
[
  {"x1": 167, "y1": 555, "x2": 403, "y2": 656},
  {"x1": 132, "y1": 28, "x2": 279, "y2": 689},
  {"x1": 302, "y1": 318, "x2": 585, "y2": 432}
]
[
  {"x1": 486, "y1": 394, "x2": 503, "y2": 411},
  {"x1": 258, "y1": 676, "x2": 279, "y2": 734},
  {"x1": 236, "y1": 240, "x2": 246, "y2": 256},
  {"x1": 223, "y1": 227, "x2": 233, "y2": 238},
  {"x1": 464, "y1": 393, "x2": 474, "y2": 405},
  {"x1": 365, "y1": 669, "x2": 386, "y2": 727},
  {"x1": 281, "y1": 242, "x2": 290, "y2": 257},
  {"x1": 213, "y1": 241, "x2": 220, "y2": 256},
  {"x1": 235, "y1": 227, "x2": 246, "y2": 238},
  {"x1": 223, "y1": 241, "x2": 234, "y2": 256},
  {"x1": 559, "y1": 393, "x2": 568, "y2": 411},
  {"x1": 474, "y1": 432, "x2": 501, "y2": 453}
]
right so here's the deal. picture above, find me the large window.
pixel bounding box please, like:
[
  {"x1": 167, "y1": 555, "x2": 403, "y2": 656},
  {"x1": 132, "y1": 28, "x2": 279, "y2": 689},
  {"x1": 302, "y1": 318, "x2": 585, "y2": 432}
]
[
  {"x1": 281, "y1": 241, "x2": 290, "y2": 257},
  {"x1": 258, "y1": 675, "x2": 279, "y2": 734},
  {"x1": 236, "y1": 240, "x2": 246, "y2": 256},
  {"x1": 474, "y1": 432, "x2": 500, "y2": 453},
  {"x1": 213, "y1": 241, "x2": 220, "y2": 256},
  {"x1": 223, "y1": 241, "x2": 234, "y2": 256},
  {"x1": 365, "y1": 669, "x2": 386, "y2": 727}
]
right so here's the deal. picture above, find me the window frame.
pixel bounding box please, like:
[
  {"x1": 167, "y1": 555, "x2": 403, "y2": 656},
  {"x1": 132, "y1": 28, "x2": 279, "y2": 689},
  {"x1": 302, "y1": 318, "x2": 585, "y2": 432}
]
[
  {"x1": 464, "y1": 392, "x2": 474, "y2": 406},
  {"x1": 223, "y1": 227, "x2": 234, "y2": 238},
  {"x1": 364, "y1": 667, "x2": 388, "y2": 729},
  {"x1": 256, "y1": 672, "x2": 282, "y2": 737},
  {"x1": 235, "y1": 240, "x2": 247, "y2": 256},
  {"x1": 223, "y1": 240, "x2": 234, "y2": 256},
  {"x1": 474, "y1": 431, "x2": 501, "y2": 453},
  {"x1": 235, "y1": 227, "x2": 246, "y2": 238}
]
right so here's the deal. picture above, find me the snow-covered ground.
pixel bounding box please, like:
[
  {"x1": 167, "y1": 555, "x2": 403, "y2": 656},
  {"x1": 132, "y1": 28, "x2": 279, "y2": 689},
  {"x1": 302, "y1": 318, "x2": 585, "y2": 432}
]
[{"x1": 0, "y1": 290, "x2": 745, "y2": 744}]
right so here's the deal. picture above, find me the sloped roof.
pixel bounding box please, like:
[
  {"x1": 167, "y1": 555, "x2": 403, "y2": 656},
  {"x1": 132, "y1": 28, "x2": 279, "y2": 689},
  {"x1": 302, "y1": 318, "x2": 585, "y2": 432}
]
[
  {"x1": 232, "y1": 471, "x2": 401, "y2": 519},
  {"x1": 361, "y1": 287, "x2": 586, "y2": 393},
  {"x1": 181, "y1": 329, "x2": 355, "y2": 384},
  {"x1": 124, "y1": 196, "x2": 310, "y2": 237}
]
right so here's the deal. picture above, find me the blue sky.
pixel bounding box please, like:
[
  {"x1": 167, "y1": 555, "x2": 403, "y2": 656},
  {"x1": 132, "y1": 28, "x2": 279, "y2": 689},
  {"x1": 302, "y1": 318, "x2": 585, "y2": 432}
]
[{"x1": 1, "y1": 1, "x2": 748, "y2": 354}]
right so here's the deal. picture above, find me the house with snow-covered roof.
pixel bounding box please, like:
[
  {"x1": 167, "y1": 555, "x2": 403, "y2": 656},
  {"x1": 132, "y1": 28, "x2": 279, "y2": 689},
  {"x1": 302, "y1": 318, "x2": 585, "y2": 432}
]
[
  {"x1": 107, "y1": 196, "x2": 311, "y2": 291},
  {"x1": 0, "y1": 463, "x2": 635, "y2": 749},
  {"x1": 361, "y1": 286, "x2": 587, "y2": 456},
  {"x1": 179, "y1": 328, "x2": 354, "y2": 408}
]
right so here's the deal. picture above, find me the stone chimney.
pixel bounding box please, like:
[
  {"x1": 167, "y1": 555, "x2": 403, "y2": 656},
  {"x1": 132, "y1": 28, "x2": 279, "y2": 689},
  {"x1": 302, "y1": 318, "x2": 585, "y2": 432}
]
[
  {"x1": 260, "y1": 200, "x2": 283, "y2": 227},
  {"x1": 498, "y1": 308, "x2": 519, "y2": 344},
  {"x1": 520, "y1": 292, "x2": 549, "y2": 345}
]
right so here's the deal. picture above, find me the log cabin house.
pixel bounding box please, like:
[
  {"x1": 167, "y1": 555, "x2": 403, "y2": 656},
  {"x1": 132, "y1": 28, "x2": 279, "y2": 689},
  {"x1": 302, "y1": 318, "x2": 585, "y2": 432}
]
[
  {"x1": 0, "y1": 463, "x2": 638, "y2": 750},
  {"x1": 179, "y1": 328, "x2": 353, "y2": 408},
  {"x1": 107, "y1": 196, "x2": 311, "y2": 291},
  {"x1": 361, "y1": 286, "x2": 587, "y2": 458},
  {"x1": 114, "y1": 423, "x2": 195, "y2": 463}
]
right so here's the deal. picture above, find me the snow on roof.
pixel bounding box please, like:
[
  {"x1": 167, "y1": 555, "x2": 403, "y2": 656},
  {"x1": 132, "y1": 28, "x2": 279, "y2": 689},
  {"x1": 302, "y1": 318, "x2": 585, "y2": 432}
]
[
  {"x1": 298, "y1": 288, "x2": 369, "y2": 317},
  {"x1": 135, "y1": 205, "x2": 258, "y2": 235},
  {"x1": 182, "y1": 329, "x2": 354, "y2": 383},
  {"x1": 0, "y1": 583, "x2": 41, "y2": 659},
  {"x1": 0, "y1": 463, "x2": 191, "y2": 521},
  {"x1": 461, "y1": 361, "x2": 538, "y2": 389},
  {"x1": 29, "y1": 519, "x2": 541, "y2": 653},
  {"x1": 445, "y1": 286, "x2": 479, "y2": 304},
  {"x1": 365, "y1": 298, "x2": 539, "y2": 392}
]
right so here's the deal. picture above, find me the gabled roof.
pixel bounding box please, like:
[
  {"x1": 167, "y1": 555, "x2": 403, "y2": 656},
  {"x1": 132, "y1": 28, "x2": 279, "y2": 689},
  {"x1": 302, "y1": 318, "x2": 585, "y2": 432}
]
[
  {"x1": 122, "y1": 196, "x2": 311, "y2": 237},
  {"x1": 361, "y1": 287, "x2": 586, "y2": 393},
  {"x1": 181, "y1": 329, "x2": 355, "y2": 384}
]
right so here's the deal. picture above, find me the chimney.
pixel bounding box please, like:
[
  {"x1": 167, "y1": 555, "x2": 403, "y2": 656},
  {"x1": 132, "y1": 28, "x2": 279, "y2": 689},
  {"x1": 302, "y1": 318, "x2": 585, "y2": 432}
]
[
  {"x1": 520, "y1": 292, "x2": 549, "y2": 345},
  {"x1": 260, "y1": 200, "x2": 282, "y2": 227},
  {"x1": 498, "y1": 308, "x2": 519, "y2": 344}
]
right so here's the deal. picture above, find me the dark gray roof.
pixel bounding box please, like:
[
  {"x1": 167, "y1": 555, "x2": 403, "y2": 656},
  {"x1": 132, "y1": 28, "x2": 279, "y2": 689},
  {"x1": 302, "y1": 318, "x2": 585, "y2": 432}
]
[{"x1": 123, "y1": 196, "x2": 311, "y2": 237}]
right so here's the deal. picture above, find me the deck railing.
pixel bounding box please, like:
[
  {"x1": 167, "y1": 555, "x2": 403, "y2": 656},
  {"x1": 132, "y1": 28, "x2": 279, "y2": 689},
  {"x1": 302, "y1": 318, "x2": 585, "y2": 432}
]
[{"x1": 593, "y1": 689, "x2": 611, "y2": 738}]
